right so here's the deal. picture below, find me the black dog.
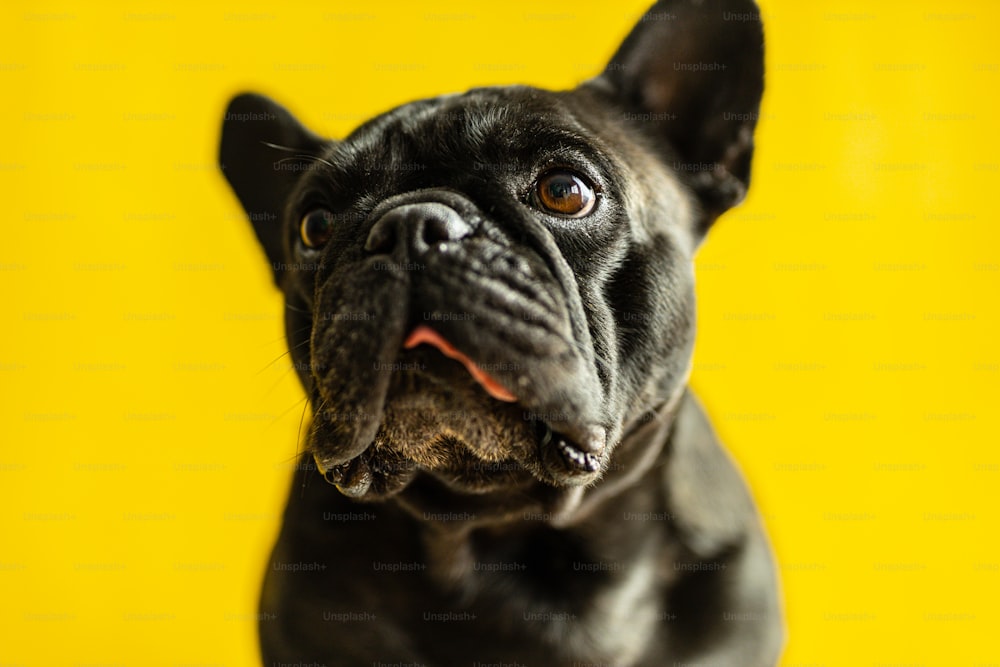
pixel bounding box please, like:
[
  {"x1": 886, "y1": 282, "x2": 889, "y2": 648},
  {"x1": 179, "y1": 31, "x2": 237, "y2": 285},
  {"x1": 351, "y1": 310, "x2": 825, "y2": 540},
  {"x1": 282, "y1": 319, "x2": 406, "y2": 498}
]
[{"x1": 218, "y1": 0, "x2": 782, "y2": 664}]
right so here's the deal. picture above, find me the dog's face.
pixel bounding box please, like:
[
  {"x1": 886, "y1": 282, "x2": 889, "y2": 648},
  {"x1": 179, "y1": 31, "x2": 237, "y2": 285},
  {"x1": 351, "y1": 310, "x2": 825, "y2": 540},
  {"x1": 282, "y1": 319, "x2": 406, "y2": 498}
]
[{"x1": 219, "y1": 0, "x2": 763, "y2": 517}]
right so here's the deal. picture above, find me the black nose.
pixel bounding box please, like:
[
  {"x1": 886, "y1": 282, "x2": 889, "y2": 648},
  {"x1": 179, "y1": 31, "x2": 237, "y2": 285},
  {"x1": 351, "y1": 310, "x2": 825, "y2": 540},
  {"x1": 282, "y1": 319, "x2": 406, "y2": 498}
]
[{"x1": 364, "y1": 202, "x2": 473, "y2": 256}]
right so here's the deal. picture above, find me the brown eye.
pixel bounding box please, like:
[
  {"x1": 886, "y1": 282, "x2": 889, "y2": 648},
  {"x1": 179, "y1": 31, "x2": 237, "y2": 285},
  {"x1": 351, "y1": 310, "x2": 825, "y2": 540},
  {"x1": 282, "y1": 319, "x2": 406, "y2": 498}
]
[
  {"x1": 533, "y1": 170, "x2": 596, "y2": 217},
  {"x1": 300, "y1": 209, "x2": 334, "y2": 249}
]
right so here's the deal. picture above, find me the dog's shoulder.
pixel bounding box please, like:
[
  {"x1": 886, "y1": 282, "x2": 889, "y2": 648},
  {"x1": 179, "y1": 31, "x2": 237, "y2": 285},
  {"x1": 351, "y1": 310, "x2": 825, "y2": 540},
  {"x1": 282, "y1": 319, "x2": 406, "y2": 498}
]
[{"x1": 664, "y1": 390, "x2": 762, "y2": 558}]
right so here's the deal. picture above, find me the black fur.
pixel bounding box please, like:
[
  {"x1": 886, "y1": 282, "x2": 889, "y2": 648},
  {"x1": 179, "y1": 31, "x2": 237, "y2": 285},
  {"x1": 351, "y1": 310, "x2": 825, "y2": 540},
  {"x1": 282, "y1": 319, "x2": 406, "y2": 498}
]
[{"x1": 218, "y1": 1, "x2": 782, "y2": 664}]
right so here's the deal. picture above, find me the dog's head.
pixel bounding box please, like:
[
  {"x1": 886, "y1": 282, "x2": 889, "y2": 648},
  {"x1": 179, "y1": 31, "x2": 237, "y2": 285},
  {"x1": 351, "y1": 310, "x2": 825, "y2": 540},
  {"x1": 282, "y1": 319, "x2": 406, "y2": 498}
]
[{"x1": 218, "y1": 0, "x2": 763, "y2": 518}]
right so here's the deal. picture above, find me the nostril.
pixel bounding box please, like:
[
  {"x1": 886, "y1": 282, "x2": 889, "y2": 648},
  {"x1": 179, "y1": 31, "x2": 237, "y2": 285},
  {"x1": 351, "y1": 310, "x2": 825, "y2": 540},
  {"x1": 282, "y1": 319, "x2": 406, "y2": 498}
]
[
  {"x1": 363, "y1": 219, "x2": 395, "y2": 253},
  {"x1": 420, "y1": 215, "x2": 468, "y2": 246}
]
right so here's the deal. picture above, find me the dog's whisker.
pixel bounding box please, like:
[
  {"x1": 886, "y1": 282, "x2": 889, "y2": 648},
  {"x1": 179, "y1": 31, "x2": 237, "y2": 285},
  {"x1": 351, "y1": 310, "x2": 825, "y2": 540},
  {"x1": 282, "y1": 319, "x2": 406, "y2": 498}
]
[
  {"x1": 296, "y1": 396, "x2": 326, "y2": 497},
  {"x1": 256, "y1": 336, "x2": 312, "y2": 376},
  {"x1": 256, "y1": 325, "x2": 311, "y2": 350},
  {"x1": 259, "y1": 140, "x2": 299, "y2": 153},
  {"x1": 261, "y1": 363, "x2": 298, "y2": 399},
  {"x1": 260, "y1": 141, "x2": 335, "y2": 168},
  {"x1": 263, "y1": 395, "x2": 310, "y2": 432},
  {"x1": 299, "y1": 396, "x2": 326, "y2": 458},
  {"x1": 270, "y1": 151, "x2": 336, "y2": 171},
  {"x1": 284, "y1": 303, "x2": 312, "y2": 315},
  {"x1": 256, "y1": 349, "x2": 290, "y2": 376},
  {"x1": 274, "y1": 451, "x2": 305, "y2": 468}
]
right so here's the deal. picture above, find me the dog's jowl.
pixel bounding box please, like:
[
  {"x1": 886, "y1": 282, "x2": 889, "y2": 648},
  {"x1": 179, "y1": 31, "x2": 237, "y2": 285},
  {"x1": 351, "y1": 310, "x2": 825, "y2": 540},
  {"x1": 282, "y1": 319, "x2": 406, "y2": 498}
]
[{"x1": 218, "y1": 0, "x2": 782, "y2": 664}]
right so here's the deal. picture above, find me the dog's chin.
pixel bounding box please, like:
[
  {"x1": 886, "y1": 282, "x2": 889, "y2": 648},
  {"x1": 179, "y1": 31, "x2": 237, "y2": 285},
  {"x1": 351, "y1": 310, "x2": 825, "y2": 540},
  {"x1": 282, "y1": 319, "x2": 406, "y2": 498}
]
[{"x1": 307, "y1": 346, "x2": 609, "y2": 504}]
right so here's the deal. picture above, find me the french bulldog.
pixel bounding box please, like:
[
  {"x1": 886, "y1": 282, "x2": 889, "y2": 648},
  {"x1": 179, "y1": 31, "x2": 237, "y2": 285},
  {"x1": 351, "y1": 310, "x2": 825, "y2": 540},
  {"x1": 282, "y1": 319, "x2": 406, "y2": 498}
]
[{"x1": 218, "y1": 0, "x2": 782, "y2": 664}]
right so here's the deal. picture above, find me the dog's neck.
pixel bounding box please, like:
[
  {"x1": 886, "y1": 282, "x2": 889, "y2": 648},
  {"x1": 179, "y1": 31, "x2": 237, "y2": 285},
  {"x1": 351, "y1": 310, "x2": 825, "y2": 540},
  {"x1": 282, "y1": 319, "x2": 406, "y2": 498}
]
[{"x1": 410, "y1": 395, "x2": 685, "y2": 589}]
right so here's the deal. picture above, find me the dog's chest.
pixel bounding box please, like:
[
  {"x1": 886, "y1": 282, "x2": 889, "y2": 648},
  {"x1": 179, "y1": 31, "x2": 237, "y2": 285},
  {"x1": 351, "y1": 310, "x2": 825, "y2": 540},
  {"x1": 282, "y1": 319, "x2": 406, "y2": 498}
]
[{"x1": 414, "y1": 517, "x2": 674, "y2": 665}]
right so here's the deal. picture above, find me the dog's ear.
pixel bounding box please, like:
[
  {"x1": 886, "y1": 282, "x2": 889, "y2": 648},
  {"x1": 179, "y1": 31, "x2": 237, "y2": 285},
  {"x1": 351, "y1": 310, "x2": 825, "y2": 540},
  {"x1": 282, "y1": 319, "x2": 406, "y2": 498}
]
[
  {"x1": 588, "y1": 0, "x2": 765, "y2": 233},
  {"x1": 219, "y1": 93, "x2": 328, "y2": 285}
]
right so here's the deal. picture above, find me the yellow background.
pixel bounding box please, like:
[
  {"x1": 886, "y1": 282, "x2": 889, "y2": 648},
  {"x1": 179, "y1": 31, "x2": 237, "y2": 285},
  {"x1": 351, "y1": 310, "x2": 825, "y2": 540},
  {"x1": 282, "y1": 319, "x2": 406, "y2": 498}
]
[{"x1": 2, "y1": 1, "x2": 997, "y2": 664}]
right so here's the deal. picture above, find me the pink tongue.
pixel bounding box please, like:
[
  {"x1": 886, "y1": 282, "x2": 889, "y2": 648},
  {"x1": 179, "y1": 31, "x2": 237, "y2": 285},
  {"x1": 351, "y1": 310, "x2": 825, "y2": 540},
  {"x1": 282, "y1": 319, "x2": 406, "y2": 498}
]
[{"x1": 403, "y1": 325, "x2": 517, "y2": 402}]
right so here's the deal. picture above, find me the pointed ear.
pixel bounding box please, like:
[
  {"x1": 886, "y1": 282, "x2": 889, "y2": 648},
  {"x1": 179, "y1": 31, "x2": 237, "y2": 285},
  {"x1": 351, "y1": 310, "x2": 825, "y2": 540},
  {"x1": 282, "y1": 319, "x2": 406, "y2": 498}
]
[
  {"x1": 218, "y1": 93, "x2": 328, "y2": 285},
  {"x1": 590, "y1": 0, "x2": 764, "y2": 232}
]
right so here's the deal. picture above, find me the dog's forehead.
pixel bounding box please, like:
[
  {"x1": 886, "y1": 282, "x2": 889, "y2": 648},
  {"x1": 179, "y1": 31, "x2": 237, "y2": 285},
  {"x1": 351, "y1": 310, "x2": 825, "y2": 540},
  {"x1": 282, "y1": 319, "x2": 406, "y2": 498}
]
[
  {"x1": 363, "y1": 86, "x2": 564, "y2": 134},
  {"x1": 332, "y1": 86, "x2": 587, "y2": 167}
]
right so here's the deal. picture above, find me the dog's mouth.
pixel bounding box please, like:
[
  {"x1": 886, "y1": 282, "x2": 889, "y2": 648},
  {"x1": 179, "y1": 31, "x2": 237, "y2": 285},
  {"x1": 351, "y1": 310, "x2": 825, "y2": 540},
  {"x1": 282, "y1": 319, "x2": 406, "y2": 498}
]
[
  {"x1": 401, "y1": 324, "x2": 607, "y2": 475},
  {"x1": 402, "y1": 325, "x2": 517, "y2": 403},
  {"x1": 308, "y1": 313, "x2": 608, "y2": 502}
]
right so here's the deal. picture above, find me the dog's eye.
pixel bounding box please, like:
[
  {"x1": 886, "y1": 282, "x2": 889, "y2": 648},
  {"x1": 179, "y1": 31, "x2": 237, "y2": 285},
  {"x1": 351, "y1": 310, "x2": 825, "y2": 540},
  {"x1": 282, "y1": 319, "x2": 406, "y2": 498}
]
[
  {"x1": 300, "y1": 209, "x2": 334, "y2": 249},
  {"x1": 533, "y1": 170, "x2": 596, "y2": 217}
]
